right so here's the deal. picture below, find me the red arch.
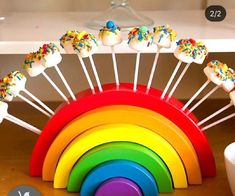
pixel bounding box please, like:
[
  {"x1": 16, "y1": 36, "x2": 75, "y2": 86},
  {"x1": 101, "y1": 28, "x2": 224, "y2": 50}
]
[{"x1": 29, "y1": 83, "x2": 215, "y2": 178}]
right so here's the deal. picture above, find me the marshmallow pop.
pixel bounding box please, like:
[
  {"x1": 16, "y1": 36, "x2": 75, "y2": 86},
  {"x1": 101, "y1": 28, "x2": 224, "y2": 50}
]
[
  {"x1": 60, "y1": 30, "x2": 79, "y2": 54},
  {"x1": 99, "y1": 21, "x2": 122, "y2": 86},
  {"x1": 0, "y1": 71, "x2": 53, "y2": 117},
  {"x1": 38, "y1": 43, "x2": 76, "y2": 101},
  {"x1": 23, "y1": 51, "x2": 69, "y2": 103},
  {"x1": 73, "y1": 31, "x2": 102, "y2": 92},
  {"x1": 183, "y1": 60, "x2": 232, "y2": 113},
  {"x1": 147, "y1": 25, "x2": 177, "y2": 92},
  {"x1": 161, "y1": 38, "x2": 197, "y2": 99},
  {"x1": 128, "y1": 26, "x2": 153, "y2": 91}
]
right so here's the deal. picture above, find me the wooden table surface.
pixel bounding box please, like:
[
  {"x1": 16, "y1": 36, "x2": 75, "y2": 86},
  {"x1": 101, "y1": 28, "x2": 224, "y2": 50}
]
[{"x1": 0, "y1": 100, "x2": 234, "y2": 196}]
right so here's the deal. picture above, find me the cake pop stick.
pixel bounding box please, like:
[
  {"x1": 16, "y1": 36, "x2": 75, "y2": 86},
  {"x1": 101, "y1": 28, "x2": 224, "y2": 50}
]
[
  {"x1": 187, "y1": 85, "x2": 219, "y2": 114},
  {"x1": 198, "y1": 88, "x2": 235, "y2": 126},
  {"x1": 0, "y1": 101, "x2": 41, "y2": 134},
  {"x1": 99, "y1": 21, "x2": 122, "y2": 86},
  {"x1": 198, "y1": 102, "x2": 233, "y2": 126},
  {"x1": 41, "y1": 72, "x2": 69, "y2": 103},
  {"x1": 161, "y1": 39, "x2": 196, "y2": 99},
  {"x1": 186, "y1": 60, "x2": 232, "y2": 114},
  {"x1": 147, "y1": 25, "x2": 177, "y2": 92},
  {"x1": 0, "y1": 71, "x2": 52, "y2": 117},
  {"x1": 23, "y1": 52, "x2": 69, "y2": 103},
  {"x1": 128, "y1": 26, "x2": 153, "y2": 91},
  {"x1": 60, "y1": 30, "x2": 95, "y2": 93},
  {"x1": 202, "y1": 113, "x2": 235, "y2": 131},
  {"x1": 73, "y1": 31, "x2": 103, "y2": 92},
  {"x1": 77, "y1": 55, "x2": 95, "y2": 93},
  {"x1": 182, "y1": 80, "x2": 210, "y2": 111},
  {"x1": 38, "y1": 43, "x2": 76, "y2": 101}
]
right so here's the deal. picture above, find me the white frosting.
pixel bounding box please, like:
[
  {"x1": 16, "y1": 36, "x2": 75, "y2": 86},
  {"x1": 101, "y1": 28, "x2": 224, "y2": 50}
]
[
  {"x1": 153, "y1": 34, "x2": 172, "y2": 48},
  {"x1": 76, "y1": 41, "x2": 98, "y2": 58},
  {"x1": 26, "y1": 60, "x2": 46, "y2": 77},
  {"x1": 44, "y1": 50, "x2": 62, "y2": 68},
  {"x1": 1, "y1": 91, "x2": 14, "y2": 102},
  {"x1": 229, "y1": 91, "x2": 235, "y2": 106},
  {"x1": 100, "y1": 31, "x2": 122, "y2": 46},
  {"x1": 128, "y1": 39, "x2": 151, "y2": 52},
  {"x1": 222, "y1": 80, "x2": 234, "y2": 92},
  {"x1": 7, "y1": 72, "x2": 27, "y2": 96},
  {"x1": 203, "y1": 66, "x2": 223, "y2": 86},
  {"x1": 0, "y1": 101, "x2": 8, "y2": 123},
  {"x1": 194, "y1": 54, "x2": 206, "y2": 65},
  {"x1": 61, "y1": 42, "x2": 75, "y2": 54},
  {"x1": 174, "y1": 48, "x2": 194, "y2": 64}
]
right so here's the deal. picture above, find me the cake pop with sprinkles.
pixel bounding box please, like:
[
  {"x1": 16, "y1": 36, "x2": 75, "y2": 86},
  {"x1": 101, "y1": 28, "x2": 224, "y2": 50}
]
[
  {"x1": 174, "y1": 38, "x2": 197, "y2": 64},
  {"x1": 128, "y1": 26, "x2": 153, "y2": 51},
  {"x1": 204, "y1": 60, "x2": 229, "y2": 87},
  {"x1": 22, "y1": 52, "x2": 46, "y2": 77},
  {"x1": 99, "y1": 20, "x2": 122, "y2": 46},
  {"x1": 60, "y1": 30, "x2": 79, "y2": 54},
  {"x1": 0, "y1": 88, "x2": 13, "y2": 102},
  {"x1": 0, "y1": 71, "x2": 26, "y2": 97},
  {"x1": 153, "y1": 24, "x2": 177, "y2": 48},
  {"x1": 193, "y1": 41, "x2": 208, "y2": 64},
  {"x1": 73, "y1": 31, "x2": 98, "y2": 58},
  {"x1": 38, "y1": 43, "x2": 62, "y2": 68}
]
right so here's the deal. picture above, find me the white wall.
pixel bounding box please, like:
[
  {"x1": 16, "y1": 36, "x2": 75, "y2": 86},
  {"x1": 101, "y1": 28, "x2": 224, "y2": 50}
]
[{"x1": 0, "y1": 0, "x2": 205, "y2": 12}]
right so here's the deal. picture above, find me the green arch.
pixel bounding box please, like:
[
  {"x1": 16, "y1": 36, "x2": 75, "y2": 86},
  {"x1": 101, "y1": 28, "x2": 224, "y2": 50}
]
[{"x1": 67, "y1": 142, "x2": 173, "y2": 193}]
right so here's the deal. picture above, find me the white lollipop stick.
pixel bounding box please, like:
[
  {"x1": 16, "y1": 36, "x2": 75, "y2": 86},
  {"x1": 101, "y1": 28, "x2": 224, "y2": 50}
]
[
  {"x1": 17, "y1": 94, "x2": 51, "y2": 117},
  {"x1": 23, "y1": 88, "x2": 55, "y2": 115},
  {"x1": 54, "y1": 65, "x2": 76, "y2": 101},
  {"x1": 202, "y1": 112, "x2": 235, "y2": 131},
  {"x1": 133, "y1": 51, "x2": 141, "y2": 91},
  {"x1": 77, "y1": 55, "x2": 95, "y2": 94},
  {"x1": 42, "y1": 71, "x2": 69, "y2": 103},
  {"x1": 187, "y1": 85, "x2": 220, "y2": 114},
  {"x1": 146, "y1": 47, "x2": 160, "y2": 92},
  {"x1": 167, "y1": 62, "x2": 191, "y2": 100},
  {"x1": 88, "y1": 55, "x2": 103, "y2": 92},
  {"x1": 5, "y1": 114, "x2": 41, "y2": 134},
  {"x1": 182, "y1": 80, "x2": 210, "y2": 111},
  {"x1": 111, "y1": 46, "x2": 120, "y2": 86},
  {"x1": 161, "y1": 60, "x2": 182, "y2": 99},
  {"x1": 198, "y1": 102, "x2": 233, "y2": 126}
]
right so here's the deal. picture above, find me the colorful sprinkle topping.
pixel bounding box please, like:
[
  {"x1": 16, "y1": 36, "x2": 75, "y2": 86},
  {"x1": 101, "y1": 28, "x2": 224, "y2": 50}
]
[
  {"x1": 99, "y1": 20, "x2": 121, "y2": 38},
  {"x1": 60, "y1": 30, "x2": 79, "y2": 48},
  {"x1": 22, "y1": 52, "x2": 42, "y2": 70},
  {"x1": 153, "y1": 25, "x2": 177, "y2": 42},
  {"x1": 0, "y1": 89, "x2": 7, "y2": 100},
  {"x1": 38, "y1": 43, "x2": 60, "y2": 57},
  {"x1": 128, "y1": 26, "x2": 153, "y2": 45},
  {"x1": 207, "y1": 60, "x2": 229, "y2": 81},
  {"x1": 194, "y1": 41, "x2": 208, "y2": 58},
  {"x1": 73, "y1": 31, "x2": 98, "y2": 53},
  {"x1": 176, "y1": 38, "x2": 197, "y2": 58},
  {"x1": 0, "y1": 71, "x2": 26, "y2": 91}
]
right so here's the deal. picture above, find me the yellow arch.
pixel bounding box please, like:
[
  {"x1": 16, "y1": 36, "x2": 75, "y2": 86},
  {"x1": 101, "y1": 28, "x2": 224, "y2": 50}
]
[
  {"x1": 53, "y1": 123, "x2": 188, "y2": 188},
  {"x1": 43, "y1": 106, "x2": 201, "y2": 184}
]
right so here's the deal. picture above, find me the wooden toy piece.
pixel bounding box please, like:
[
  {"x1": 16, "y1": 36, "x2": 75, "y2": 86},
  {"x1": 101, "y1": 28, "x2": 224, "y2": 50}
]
[
  {"x1": 80, "y1": 160, "x2": 158, "y2": 196},
  {"x1": 29, "y1": 83, "x2": 215, "y2": 179},
  {"x1": 67, "y1": 142, "x2": 173, "y2": 193},
  {"x1": 53, "y1": 123, "x2": 187, "y2": 188},
  {"x1": 95, "y1": 178, "x2": 142, "y2": 196},
  {"x1": 43, "y1": 105, "x2": 201, "y2": 185}
]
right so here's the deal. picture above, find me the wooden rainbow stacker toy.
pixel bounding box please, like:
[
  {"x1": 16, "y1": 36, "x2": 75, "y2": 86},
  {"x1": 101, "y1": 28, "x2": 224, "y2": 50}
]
[{"x1": 1, "y1": 22, "x2": 235, "y2": 196}]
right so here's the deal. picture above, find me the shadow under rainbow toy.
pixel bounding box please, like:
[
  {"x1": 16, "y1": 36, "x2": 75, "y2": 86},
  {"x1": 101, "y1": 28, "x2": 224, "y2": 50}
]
[{"x1": 1, "y1": 22, "x2": 235, "y2": 196}]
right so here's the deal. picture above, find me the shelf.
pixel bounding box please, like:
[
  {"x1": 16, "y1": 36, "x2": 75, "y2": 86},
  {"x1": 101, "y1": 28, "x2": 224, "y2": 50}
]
[{"x1": 0, "y1": 10, "x2": 235, "y2": 54}]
